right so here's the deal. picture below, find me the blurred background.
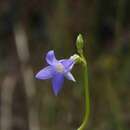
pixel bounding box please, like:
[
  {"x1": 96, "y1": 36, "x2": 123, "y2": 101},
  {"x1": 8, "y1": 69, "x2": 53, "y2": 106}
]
[{"x1": 0, "y1": 0, "x2": 130, "y2": 130}]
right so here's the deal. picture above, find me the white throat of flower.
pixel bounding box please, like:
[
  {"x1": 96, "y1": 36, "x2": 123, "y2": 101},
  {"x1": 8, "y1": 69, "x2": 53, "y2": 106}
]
[{"x1": 55, "y1": 63, "x2": 64, "y2": 73}]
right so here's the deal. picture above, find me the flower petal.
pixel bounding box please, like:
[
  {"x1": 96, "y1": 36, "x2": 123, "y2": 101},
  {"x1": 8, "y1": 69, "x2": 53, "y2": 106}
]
[
  {"x1": 35, "y1": 66, "x2": 53, "y2": 80},
  {"x1": 65, "y1": 72, "x2": 76, "y2": 82},
  {"x1": 52, "y1": 73, "x2": 64, "y2": 95},
  {"x1": 60, "y1": 59, "x2": 75, "y2": 72},
  {"x1": 46, "y1": 50, "x2": 58, "y2": 65}
]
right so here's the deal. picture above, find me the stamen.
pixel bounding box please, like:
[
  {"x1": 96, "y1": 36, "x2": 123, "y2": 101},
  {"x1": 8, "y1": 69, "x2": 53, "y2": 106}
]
[{"x1": 55, "y1": 63, "x2": 64, "y2": 73}]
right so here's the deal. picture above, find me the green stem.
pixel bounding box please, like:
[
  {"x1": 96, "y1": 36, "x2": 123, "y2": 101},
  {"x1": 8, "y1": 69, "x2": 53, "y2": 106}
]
[{"x1": 77, "y1": 59, "x2": 90, "y2": 130}]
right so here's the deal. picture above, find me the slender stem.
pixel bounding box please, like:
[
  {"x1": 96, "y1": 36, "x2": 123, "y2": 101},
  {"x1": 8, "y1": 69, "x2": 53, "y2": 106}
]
[
  {"x1": 77, "y1": 59, "x2": 90, "y2": 130},
  {"x1": 76, "y1": 33, "x2": 90, "y2": 130}
]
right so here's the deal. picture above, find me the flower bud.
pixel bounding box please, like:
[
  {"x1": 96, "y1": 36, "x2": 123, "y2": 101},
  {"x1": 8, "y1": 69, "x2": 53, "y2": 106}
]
[{"x1": 76, "y1": 34, "x2": 84, "y2": 51}]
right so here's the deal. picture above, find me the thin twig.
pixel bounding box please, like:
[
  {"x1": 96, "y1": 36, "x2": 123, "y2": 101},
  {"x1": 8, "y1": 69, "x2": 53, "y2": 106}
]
[
  {"x1": 14, "y1": 25, "x2": 40, "y2": 130},
  {"x1": 1, "y1": 75, "x2": 17, "y2": 130}
]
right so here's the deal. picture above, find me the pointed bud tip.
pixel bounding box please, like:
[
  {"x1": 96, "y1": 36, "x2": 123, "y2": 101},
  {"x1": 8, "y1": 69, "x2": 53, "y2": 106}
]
[{"x1": 78, "y1": 33, "x2": 83, "y2": 39}]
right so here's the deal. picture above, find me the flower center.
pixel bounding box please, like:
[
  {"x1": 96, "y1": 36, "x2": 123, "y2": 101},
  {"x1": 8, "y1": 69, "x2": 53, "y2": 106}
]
[{"x1": 55, "y1": 63, "x2": 64, "y2": 73}]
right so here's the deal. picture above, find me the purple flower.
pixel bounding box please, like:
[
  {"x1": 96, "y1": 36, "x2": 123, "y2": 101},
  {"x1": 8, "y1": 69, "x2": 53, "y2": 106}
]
[{"x1": 35, "y1": 50, "x2": 76, "y2": 95}]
